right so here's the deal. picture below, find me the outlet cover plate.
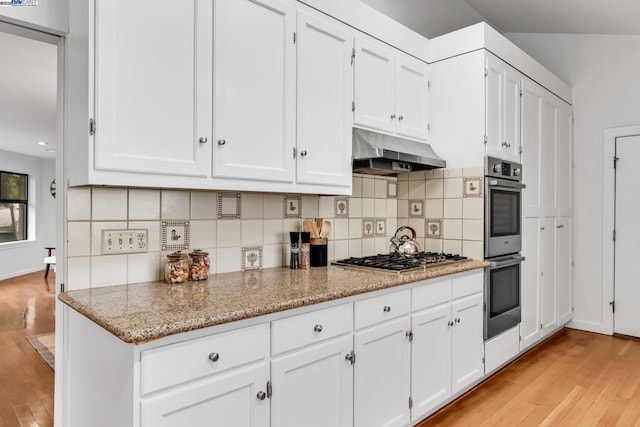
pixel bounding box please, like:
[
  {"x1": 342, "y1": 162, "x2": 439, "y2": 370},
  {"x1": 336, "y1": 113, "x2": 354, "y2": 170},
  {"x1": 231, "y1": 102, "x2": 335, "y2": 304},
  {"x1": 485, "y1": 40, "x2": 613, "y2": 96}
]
[{"x1": 101, "y1": 229, "x2": 148, "y2": 255}]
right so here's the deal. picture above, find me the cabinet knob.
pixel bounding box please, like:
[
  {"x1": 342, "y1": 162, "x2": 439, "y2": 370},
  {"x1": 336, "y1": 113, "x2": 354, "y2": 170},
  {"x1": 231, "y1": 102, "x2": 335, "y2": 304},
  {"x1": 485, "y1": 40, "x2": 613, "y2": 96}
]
[
  {"x1": 447, "y1": 321, "x2": 454, "y2": 327},
  {"x1": 217, "y1": 139, "x2": 226, "y2": 146},
  {"x1": 208, "y1": 352, "x2": 220, "y2": 362},
  {"x1": 455, "y1": 318, "x2": 461, "y2": 324},
  {"x1": 390, "y1": 114, "x2": 396, "y2": 119},
  {"x1": 313, "y1": 324, "x2": 323, "y2": 333},
  {"x1": 300, "y1": 150, "x2": 308, "y2": 157},
  {"x1": 383, "y1": 305, "x2": 391, "y2": 313},
  {"x1": 256, "y1": 391, "x2": 266, "y2": 401},
  {"x1": 541, "y1": 227, "x2": 545, "y2": 231},
  {"x1": 199, "y1": 137, "x2": 208, "y2": 144},
  {"x1": 398, "y1": 115, "x2": 404, "y2": 121},
  {"x1": 502, "y1": 141, "x2": 511, "y2": 148}
]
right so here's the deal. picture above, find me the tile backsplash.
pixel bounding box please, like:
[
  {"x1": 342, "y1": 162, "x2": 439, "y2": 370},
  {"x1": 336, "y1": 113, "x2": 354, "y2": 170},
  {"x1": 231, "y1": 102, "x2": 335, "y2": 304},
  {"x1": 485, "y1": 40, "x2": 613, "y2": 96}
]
[{"x1": 66, "y1": 170, "x2": 483, "y2": 290}]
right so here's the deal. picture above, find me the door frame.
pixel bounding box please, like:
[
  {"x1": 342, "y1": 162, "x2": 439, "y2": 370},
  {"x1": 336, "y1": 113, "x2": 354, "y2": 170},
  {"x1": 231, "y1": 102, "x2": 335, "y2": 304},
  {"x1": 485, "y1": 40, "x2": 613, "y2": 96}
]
[{"x1": 602, "y1": 125, "x2": 640, "y2": 336}]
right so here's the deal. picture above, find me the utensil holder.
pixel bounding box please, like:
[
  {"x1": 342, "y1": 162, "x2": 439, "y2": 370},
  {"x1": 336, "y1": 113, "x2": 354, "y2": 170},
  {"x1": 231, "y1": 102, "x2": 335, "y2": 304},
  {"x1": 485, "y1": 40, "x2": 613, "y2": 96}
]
[{"x1": 310, "y1": 238, "x2": 328, "y2": 267}]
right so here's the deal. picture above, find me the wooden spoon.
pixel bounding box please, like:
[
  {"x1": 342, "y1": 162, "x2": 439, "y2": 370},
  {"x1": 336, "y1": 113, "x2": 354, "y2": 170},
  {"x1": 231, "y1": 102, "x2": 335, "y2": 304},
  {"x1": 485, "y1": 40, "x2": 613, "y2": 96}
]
[{"x1": 320, "y1": 220, "x2": 332, "y2": 238}]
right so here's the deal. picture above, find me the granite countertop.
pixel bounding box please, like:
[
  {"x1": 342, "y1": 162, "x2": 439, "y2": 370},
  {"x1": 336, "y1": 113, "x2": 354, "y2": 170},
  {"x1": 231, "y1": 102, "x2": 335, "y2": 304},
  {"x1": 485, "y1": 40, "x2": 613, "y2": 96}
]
[{"x1": 59, "y1": 261, "x2": 489, "y2": 344}]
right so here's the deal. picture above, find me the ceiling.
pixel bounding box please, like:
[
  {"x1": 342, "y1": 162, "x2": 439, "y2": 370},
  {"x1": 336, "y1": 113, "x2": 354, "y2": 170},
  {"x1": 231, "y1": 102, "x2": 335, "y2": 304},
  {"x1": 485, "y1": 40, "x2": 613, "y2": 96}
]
[
  {"x1": 463, "y1": 0, "x2": 640, "y2": 35},
  {"x1": 0, "y1": 31, "x2": 57, "y2": 159}
]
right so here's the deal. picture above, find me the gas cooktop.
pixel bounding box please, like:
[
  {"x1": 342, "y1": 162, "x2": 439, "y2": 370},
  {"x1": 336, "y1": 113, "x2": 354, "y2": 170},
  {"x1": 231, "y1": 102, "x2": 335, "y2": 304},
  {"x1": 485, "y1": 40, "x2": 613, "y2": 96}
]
[{"x1": 332, "y1": 252, "x2": 469, "y2": 273}]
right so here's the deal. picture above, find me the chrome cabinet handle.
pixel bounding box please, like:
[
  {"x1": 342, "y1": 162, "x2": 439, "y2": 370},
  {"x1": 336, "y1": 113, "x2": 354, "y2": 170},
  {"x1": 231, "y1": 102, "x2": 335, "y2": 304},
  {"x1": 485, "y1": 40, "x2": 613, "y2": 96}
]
[
  {"x1": 398, "y1": 115, "x2": 404, "y2": 121},
  {"x1": 502, "y1": 141, "x2": 512, "y2": 148},
  {"x1": 208, "y1": 352, "x2": 219, "y2": 362},
  {"x1": 455, "y1": 318, "x2": 461, "y2": 324},
  {"x1": 199, "y1": 137, "x2": 208, "y2": 144},
  {"x1": 300, "y1": 150, "x2": 308, "y2": 157},
  {"x1": 313, "y1": 324, "x2": 323, "y2": 333},
  {"x1": 217, "y1": 139, "x2": 226, "y2": 146},
  {"x1": 257, "y1": 391, "x2": 266, "y2": 401},
  {"x1": 390, "y1": 114, "x2": 396, "y2": 119},
  {"x1": 447, "y1": 321, "x2": 454, "y2": 327},
  {"x1": 383, "y1": 305, "x2": 391, "y2": 313},
  {"x1": 540, "y1": 226, "x2": 545, "y2": 231}
]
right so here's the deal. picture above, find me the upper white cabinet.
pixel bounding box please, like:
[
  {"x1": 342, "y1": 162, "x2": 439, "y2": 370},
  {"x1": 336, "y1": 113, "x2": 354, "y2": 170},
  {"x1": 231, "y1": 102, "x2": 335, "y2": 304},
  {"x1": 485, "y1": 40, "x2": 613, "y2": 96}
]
[
  {"x1": 212, "y1": 0, "x2": 296, "y2": 183},
  {"x1": 93, "y1": 0, "x2": 212, "y2": 178},
  {"x1": 485, "y1": 54, "x2": 522, "y2": 162},
  {"x1": 296, "y1": 10, "x2": 353, "y2": 187},
  {"x1": 354, "y1": 37, "x2": 429, "y2": 141}
]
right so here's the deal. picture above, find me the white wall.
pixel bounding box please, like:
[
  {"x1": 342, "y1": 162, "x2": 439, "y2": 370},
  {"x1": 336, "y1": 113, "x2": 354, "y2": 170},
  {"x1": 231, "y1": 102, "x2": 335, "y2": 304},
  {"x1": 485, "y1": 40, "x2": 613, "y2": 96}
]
[
  {"x1": 506, "y1": 33, "x2": 640, "y2": 334},
  {"x1": 0, "y1": 0, "x2": 68, "y2": 34},
  {"x1": 360, "y1": 0, "x2": 492, "y2": 38},
  {"x1": 0, "y1": 149, "x2": 56, "y2": 280}
]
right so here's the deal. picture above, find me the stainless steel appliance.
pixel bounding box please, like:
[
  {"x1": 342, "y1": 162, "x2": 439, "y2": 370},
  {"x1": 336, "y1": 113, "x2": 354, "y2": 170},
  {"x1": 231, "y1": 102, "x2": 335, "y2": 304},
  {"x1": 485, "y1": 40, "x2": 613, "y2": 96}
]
[
  {"x1": 484, "y1": 156, "x2": 525, "y2": 258},
  {"x1": 333, "y1": 252, "x2": 469, "y2": 273},
  {"x1": 484, "y1": 254, "x2": 525, "y2": 339}
]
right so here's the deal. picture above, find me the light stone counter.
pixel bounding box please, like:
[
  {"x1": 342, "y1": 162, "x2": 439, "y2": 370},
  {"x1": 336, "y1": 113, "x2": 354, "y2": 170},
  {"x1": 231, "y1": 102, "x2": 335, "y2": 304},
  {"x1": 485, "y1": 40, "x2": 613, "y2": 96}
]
[{"x1": 59, "y1": 261, "x2": 488, "y2": 344}]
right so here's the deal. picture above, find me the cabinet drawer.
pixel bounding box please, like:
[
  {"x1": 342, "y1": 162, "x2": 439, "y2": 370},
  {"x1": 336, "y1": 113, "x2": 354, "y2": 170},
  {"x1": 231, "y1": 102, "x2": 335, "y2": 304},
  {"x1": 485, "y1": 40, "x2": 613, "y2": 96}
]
[
  {"x1": 271, "y1": 303, "x2": 353, "y2": 356},
  {"x1": 355, "y1": 289, "x2": 411, "y2": 330},
  {"x1": 412, "y1": 278, "x2": 451, "y2": 312},
  {"x1": 141, "y1": 323, "x2": 269, "y2": 395},
  {"x1": 452, "y1": 271, "x2": 483, "y2": 300}
]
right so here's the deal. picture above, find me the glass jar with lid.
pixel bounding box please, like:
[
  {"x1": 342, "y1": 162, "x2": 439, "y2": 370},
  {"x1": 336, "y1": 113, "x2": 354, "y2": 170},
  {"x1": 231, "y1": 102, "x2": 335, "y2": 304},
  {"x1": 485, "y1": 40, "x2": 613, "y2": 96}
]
[
  {"x1": 165, "y1": 251, "x2": 189, "y2": 284},
  {"x1": 189, "y1": 250, "x2": 210, "y2": 281}
]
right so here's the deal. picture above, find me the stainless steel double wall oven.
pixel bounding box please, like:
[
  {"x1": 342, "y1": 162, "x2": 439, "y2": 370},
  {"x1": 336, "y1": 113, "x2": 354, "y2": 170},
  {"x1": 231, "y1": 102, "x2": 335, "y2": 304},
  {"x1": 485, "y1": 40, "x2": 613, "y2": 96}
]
[{"x1": 484, "y1": 157, "x2": 525, "y2": 340}]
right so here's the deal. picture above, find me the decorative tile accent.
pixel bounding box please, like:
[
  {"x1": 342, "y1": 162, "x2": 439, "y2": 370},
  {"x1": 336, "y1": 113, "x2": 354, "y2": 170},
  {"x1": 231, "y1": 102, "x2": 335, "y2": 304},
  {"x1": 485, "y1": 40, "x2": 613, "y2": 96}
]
[
  {"x1": 334, "y1": 198, "x2": 349, "y2": 218},
  {"x1": 463, "y1": 177, "x2": 483, "y2": 198},
  {"x1": 242, "y1": 246, "x2": 263, "y2": 271},
  {"x1": 161, "y1": 220, "x2": 190, "y2": 251},
  {"x1": 284, "y1": 195, "x2": 302, "y2": 218},
  {"x1": 387, "y1": 181, "x2": 397, "y2": 198},
  {"x1": 409, "y1": 200, "x2": 425, "y2": 218},
  {"x1": 375, "y1": 219, "x2": 386, "y2": 236},
  {"x1": 426, "y1": 219, "x2": 443, "y2": 239},
  {"x1": 217, "y1": 192, "x2": 241, "y2": 219},
  {"x1": 362, "y1": 218, "x2": 375, "y2": 238}
]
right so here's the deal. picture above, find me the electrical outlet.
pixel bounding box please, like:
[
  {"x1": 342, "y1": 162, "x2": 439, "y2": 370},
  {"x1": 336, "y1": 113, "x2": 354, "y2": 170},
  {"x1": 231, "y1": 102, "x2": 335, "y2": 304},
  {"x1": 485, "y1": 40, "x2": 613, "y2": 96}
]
[{"x1": 101, "y1": 229, "x2": 148, "y2": 254}]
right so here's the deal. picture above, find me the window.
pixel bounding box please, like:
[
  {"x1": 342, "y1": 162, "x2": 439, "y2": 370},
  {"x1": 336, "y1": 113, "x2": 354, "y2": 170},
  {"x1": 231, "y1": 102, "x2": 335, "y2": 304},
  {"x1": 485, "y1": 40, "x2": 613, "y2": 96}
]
[{"x1": 0, "y1": 171, "x2": 28, "y2": 243}]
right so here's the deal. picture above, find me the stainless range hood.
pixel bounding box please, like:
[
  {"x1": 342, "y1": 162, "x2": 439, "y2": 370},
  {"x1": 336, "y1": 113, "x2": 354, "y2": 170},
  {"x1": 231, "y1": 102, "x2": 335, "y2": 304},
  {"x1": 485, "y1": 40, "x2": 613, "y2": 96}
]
[{"x1": 352, "y1": 128, "x2": 446, "y2": 175}]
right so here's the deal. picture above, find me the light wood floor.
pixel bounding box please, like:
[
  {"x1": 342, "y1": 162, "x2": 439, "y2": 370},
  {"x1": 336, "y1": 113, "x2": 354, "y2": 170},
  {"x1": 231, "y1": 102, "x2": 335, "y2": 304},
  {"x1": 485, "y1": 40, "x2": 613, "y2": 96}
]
[
  {"x1": 419, "y1": 328, "x2": 640, "y2": 426},
  {"x1": 0, "y1": 271, "x2": 55, "y2": 427}
]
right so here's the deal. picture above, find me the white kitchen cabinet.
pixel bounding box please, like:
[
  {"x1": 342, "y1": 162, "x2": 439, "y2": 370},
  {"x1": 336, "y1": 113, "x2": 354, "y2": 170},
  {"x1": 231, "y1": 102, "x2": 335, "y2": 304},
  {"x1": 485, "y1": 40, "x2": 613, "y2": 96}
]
[
  {"x1": 212, "y1": 0, "x2": 296, "y2": 183},
  {"x1": 541, "y1": 216, "x2": 558, "y2": 337},
  {"x1": 541, "y1": 96, "x2": 558, "y2": 212},
  {"x1": 451, "y1": 293, "x2": 484, "y2": 394},
  {"x1": 296, "y1": 10, "x2": 353, "y2": 187},
  {"x1": 556, "y1": 103, "x2": 573, "y2": 216},
  {"x1": 271, "y1": 334, "x2": 353, "y2": 427},
  {"x1": 142, "y1": 361, "x2": 270, "y2": 427},
  {"x1": 557, "y1": 217, "x2": 572, "y2": 325},
  {"x1": 485, "y1": 54, "x2": 522, "y2": 162},
  {"x1": 520, "y1": 217, "x2": 542, "y2": 350},
  {"x1": 354, "y1": 37, "x2": 430, "y2": 141},
  {"x1": 354, "y1": 315, "x2": 411, "y2": 427},
  {"x1": 93, "y1": 0, "x2": 212, "y2": 178}
]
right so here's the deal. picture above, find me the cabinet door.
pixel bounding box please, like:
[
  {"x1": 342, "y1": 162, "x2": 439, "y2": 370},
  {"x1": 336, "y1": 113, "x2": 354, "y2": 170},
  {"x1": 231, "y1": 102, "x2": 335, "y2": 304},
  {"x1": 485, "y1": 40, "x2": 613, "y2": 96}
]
[
  {"x1": 557, "y1": 217, "x2": 572, "y2": 325},
  {"x1": 296, "y1": 11, "x2": 353, "y2": 187},
  {"x1": 411, "y1": 304, "x2": 452, "y2": 423},
  {"x1": 541, "y1": 217, "x2": 558, "y2": 336},
  {"x1": 556, "y1": 103, "x2": 572, "y2": 216},
  {"x1": 354, "y1": 37, "x2": 396, "y2": 133},
  {"x1": 271, "y1": 335, "x2": 353, "y2": 427},
  {"x1": 395, "y1": 55, "x2": 429, "y2": 141},
  {"x1": 521, "y1": 216, "x2": 542, "y2": 350},
  {"x1": 354, "y1": 316, "x2": 411, "y2": 427},
  {"x1": 213, "y1": 0, "x2": 296, "y2": 183},
  {"x1": 94, "y1": 0, "x2": 212, "y2": 177},
  {"x1": 503, "y1": 66, "x2": 522, "y2": 162},
  {"x1": 521, "y1": 79, "x2": 543, "y2": 213},
  {"x1": 142, "y1": 361, "x2": 269, "y2": 427},
  {"x1": 485, "y1": 54, "x2": 504, "y2": 158},
  {"x1": 541, "y1": 97, "x2": 558, "y2": 212},
  {"x1": 451, "y1": 293, "x2": 484, "y2": 395}
]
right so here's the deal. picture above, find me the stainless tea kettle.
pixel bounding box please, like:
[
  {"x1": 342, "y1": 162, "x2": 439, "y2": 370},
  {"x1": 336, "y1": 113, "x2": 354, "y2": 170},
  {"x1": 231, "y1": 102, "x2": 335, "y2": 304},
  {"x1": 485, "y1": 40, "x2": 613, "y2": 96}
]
[{"x1": 389, "y1": 226, "x2": 422, "y2": 257}]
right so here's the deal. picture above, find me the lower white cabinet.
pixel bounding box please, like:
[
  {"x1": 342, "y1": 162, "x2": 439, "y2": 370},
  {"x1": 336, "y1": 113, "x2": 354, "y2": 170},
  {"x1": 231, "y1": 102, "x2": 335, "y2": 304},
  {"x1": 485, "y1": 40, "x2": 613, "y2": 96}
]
[
  {"x1": 354, "y1": 316, "x2": 411, "y2": 427},
  {"x1": 271, "y1": 334, "x2": 353, "y2": 427},
  {"x1": 141, "y1": 361, "x2": 270, "y2": 427},
  {"x1": 451, "y1": 293, "x2": 484, "y2": 394}
]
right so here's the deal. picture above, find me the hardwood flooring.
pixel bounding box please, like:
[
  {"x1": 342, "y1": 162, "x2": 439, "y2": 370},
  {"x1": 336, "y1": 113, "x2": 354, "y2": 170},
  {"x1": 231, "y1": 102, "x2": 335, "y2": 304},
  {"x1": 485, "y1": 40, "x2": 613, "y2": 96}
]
[
  {"x1": 0, "y1": 271, "x2": 55, "y2": 427},
  {"x1": 419, "y1": 328, "x2": 640, "y2": 426}
]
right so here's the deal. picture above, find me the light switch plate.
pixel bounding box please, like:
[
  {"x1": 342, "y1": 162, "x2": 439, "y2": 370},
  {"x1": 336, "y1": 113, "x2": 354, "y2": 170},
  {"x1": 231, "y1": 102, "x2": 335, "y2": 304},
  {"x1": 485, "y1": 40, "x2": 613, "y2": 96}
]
[{"x1": 101, "y1": 229, "x2": 148, "y2": 254}]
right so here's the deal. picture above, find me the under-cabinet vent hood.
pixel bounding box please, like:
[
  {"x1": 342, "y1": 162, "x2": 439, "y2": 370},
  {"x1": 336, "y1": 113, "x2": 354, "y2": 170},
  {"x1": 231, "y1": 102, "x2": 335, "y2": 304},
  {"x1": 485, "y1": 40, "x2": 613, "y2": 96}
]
[{"x1": 352, "y1": 128, "x2": 446, "y2": 175}]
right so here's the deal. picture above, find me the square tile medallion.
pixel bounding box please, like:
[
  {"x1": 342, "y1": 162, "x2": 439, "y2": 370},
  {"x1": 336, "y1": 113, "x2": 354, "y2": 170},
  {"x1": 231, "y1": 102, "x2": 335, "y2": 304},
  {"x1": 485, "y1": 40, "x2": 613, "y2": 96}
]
[
  {"x1": 362, "y1": 218, "x2": 375, "y2": 238},
  {"x1": 426, "y1": 219, "x2": 443, "y2": 239},
  {"x1": 284, "y1": 195, "x2": 302, "y2": 218},
  {"x1": 463, "y1": 177, "x2": 483, "y2": 198},
  {"x1": 218, "y1": 192, "x2": 241, "y2": 219},
  {"x1": 334, "y1": 198, "x2": 349, "y2": 218},
  {"x1": 387, "y1": 181, "x2": 397, "y2": 198},
  {"x1": 242, "y1": 246, "x2": 263, "y2": 271},
  {"x1": 161, "y1": 220, "x2": 190, "y2": 251},
  {"x1": 409, "y1": 200, "x2": 425, "y2": 218},
  {"x1": 375, "y1": 219, "x2": 386, "y2": 236}
]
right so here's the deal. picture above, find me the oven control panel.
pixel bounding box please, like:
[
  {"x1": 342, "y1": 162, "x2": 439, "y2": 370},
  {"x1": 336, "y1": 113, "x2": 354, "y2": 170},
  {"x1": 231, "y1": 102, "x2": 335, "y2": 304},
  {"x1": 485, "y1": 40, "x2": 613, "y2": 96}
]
[{"x1": 485, "y1": 156, "x2": 523, "y2": 182}]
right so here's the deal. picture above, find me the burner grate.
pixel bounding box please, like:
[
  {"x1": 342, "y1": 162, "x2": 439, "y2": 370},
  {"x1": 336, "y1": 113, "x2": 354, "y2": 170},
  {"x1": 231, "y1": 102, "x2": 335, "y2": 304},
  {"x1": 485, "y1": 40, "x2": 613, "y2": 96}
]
[{"x1": 333, "y1": 252, "x2": 469, "y2": 272}]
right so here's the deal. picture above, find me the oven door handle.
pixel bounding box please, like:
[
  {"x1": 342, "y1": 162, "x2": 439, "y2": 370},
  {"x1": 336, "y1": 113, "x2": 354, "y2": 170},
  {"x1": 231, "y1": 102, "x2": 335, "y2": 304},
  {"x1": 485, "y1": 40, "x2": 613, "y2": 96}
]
[
  {"x1": 489, "y1": 256, "x2": 526, "y2": 268},
  {"x1": 487, "y1": 179, "x2": 526, "y2": 190}
]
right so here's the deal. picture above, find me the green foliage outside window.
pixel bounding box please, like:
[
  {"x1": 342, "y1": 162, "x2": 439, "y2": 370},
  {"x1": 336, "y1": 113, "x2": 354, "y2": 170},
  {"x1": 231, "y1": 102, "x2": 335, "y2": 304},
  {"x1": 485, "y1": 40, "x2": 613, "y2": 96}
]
[{"x1": 0, "y1": 171, "x2": 28, "y2": 243}]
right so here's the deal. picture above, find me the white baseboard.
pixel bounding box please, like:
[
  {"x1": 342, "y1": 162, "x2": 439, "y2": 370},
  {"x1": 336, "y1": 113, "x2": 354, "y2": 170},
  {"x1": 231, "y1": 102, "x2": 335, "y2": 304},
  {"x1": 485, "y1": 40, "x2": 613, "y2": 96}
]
[
  {"x1": 0, "y1": 266, "x2": 45, "y2": 281},
  {"x1": 566, "y1": 320, "x2": 612, "y2": 336}
]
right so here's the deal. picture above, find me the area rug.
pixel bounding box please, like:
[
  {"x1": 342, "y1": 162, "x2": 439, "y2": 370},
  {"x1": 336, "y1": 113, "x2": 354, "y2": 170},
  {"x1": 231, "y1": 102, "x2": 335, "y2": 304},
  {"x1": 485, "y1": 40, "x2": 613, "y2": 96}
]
[{"x1": 27, "y1": 333, "x2": 55, "y2": 370}]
